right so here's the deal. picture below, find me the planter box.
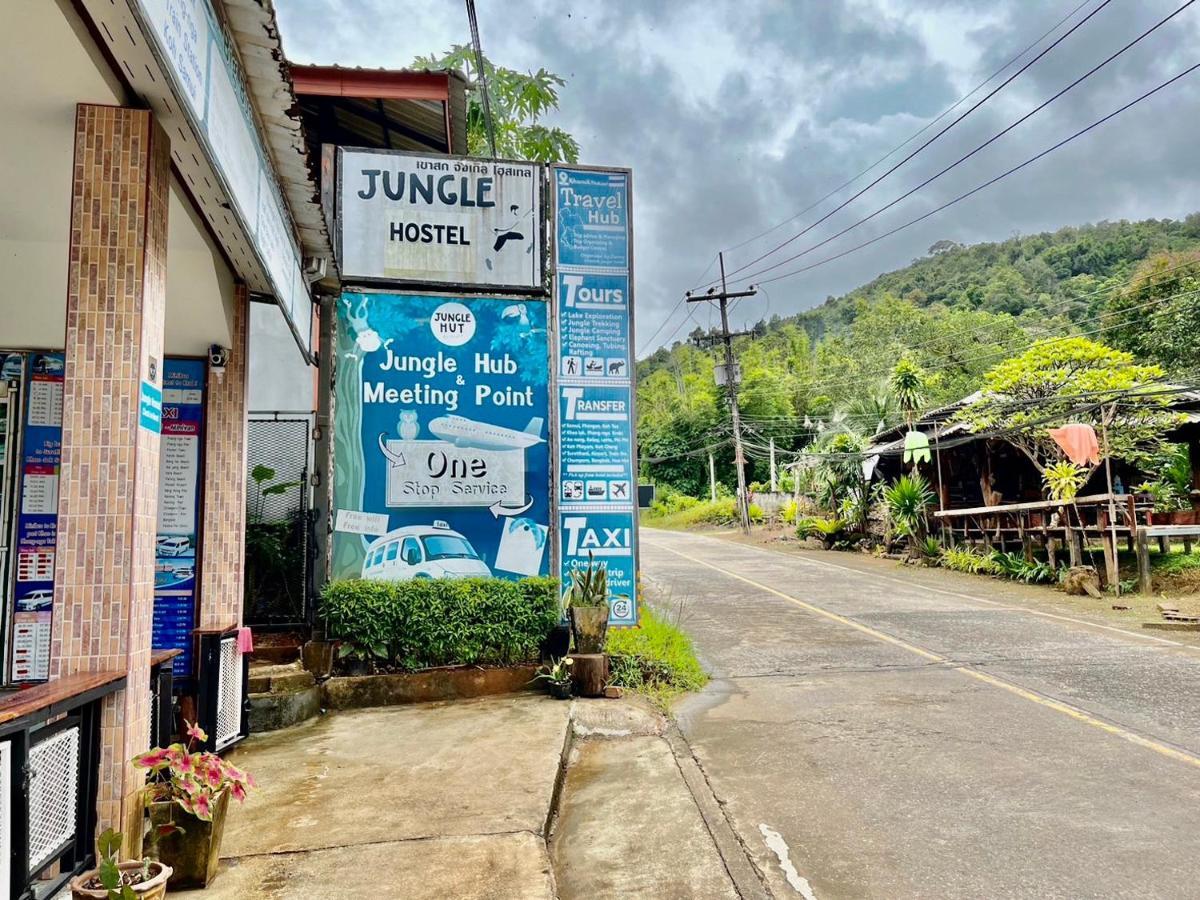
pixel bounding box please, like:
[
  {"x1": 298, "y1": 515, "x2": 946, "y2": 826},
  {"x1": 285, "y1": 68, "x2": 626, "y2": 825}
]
[
  {"x1": 322, "y1": 664, "x2": 540, "y2": 710},
  {"x1": 1147, "y1": 510, "x2": 1200, "y2": 526}
]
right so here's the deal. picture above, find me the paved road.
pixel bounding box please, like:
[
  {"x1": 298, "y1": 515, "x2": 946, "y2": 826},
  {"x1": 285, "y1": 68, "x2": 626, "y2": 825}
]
[{"x1": 644, "y1": 528, "x2": 1200, "y2": 900}]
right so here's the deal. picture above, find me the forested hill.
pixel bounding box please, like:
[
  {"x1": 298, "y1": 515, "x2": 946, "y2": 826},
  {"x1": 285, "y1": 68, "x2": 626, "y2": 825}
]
[{"x1": 637, "y1": 216, "x2": 1200, "y2": 496}]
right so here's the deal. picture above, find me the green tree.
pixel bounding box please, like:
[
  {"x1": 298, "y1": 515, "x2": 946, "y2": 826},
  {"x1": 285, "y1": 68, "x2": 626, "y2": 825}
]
[
  {"x1": 1104, "y1": 251, "x2": 1200, "y2": 371},
  {"x1": 413, "y1": 45, "x2": 580, "y2": 163},
  {"x1": 955, "y1": 337, "x2": 1179, "y2": 477},
  {"x1": 889, "y1": 354, "x2": 926, "y2": 429}
]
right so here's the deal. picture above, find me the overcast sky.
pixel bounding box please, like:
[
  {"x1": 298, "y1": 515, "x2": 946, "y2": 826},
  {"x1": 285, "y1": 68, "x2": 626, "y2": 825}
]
[{"x1": 276, "y1": 0, "x2": 1200, "y2": 355}]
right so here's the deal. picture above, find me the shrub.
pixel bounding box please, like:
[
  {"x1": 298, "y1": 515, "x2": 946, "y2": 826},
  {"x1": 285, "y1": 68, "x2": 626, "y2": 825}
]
[
  {"x1": 940, "y1": 546, "x2": 1000, "y2": 575},
  {"x1": 320, "y1": 576, "x2": 559, "y2": 670},
  {"x1": 989, "y1": 551, "x2": 1057, "y2": 584},
  {"x1": 796, "y1": 516, "x2": 846, "y2": 541},
  {"x1": 884, "y1": 474, "x2": 934, "y2": 539},
  {"x1": 780, "y1": 500, "x2": 798, "y2": 525},
  {"x1": 606, "y1": 606, "x2": 707, "y2": 705}
]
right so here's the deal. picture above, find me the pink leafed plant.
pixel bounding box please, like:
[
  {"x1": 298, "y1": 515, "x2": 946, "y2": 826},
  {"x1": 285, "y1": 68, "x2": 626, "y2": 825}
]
[{"x1": 131, "y1": 720, "x2": 257, "y2": 822}]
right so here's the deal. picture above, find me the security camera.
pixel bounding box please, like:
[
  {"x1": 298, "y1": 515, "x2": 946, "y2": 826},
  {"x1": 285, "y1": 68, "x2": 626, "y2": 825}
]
[
  {"x1": 209, "y1": 344, "x2": 229, "y2": 381},
  {"x1": 302, "y1": 256, "x2": 328, "y2": 283}
]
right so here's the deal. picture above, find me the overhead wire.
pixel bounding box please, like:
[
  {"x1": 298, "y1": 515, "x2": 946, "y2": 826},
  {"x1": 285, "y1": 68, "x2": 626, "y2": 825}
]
[
  {"x1": 750, "y1": 60, "x2": 1200, "y2": 288},
  {"x1": 726, "y1": 0, "x2": 1198, "y2": 286},
  {"x1": 696, "y1": 0, "x2": 1117, "y2": 290},
  {"x1": 718, "y1": 0, "x2": 1098, "y2": 256}
]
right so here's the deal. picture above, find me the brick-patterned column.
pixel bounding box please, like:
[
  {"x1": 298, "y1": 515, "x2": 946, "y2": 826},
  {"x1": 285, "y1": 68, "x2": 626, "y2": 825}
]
[
  {"x1": 199, "y1": 286, "x2": 249, "y2": 629},
  {"x1": 51, "y1": 104, "x2": 170, "y2": 842}
]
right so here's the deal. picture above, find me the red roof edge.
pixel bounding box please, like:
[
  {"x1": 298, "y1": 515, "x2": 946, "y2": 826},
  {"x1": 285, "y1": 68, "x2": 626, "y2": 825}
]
[{"x1": 290, "y1": 65, "x2": 451, "y2": 102}]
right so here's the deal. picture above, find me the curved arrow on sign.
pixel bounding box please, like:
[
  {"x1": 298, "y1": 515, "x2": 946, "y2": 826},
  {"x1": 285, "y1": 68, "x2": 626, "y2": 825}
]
[
  {"x1": 378, "y1": 433, "x2": 406, "y2": 466},
  {"x1": 489, "y1": 496, "x2": 534, "y2": 518}
]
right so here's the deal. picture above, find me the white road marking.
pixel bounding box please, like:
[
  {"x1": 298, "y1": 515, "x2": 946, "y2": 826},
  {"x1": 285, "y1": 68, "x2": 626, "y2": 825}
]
[
  {"x1": 645, "y1": 530, "x2": 1197, "y2": 651},
  {"x1": 759, "y1": 824, "x2": 817, "y2": 899}
]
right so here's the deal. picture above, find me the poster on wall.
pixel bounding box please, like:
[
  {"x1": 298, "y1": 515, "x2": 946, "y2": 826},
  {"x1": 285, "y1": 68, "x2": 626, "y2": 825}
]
[
  {"x1": 338, "y1": 150, "x2": 544, "y2": 291},
  {"x1": 153, "y1": 358, "x2": 205, "y2": 681},
  {"x1": 552, "y1": 166, "x2": 638, "y2": 625},
  {"x1": 10, "y1": 352, "x2": 64, "y2": 682},
  {"x1": 331, "y1": 292, "x2": 551, "y2": 583}
]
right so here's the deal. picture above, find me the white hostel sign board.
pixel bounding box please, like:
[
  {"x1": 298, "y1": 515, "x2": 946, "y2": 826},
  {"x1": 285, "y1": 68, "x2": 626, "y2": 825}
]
[
  {"x1": 553, "y1": 166, "x2": 638, "y2": 626},
  {"x1": 338, "y1": 149, "x2": 544, "y2": 292}
]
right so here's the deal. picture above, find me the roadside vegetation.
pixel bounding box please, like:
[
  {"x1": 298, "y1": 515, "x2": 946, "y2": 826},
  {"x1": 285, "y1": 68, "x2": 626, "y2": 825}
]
[
  {"x1": 320, "y1": 576, "x2": 559, "y2": 672},
  {"x1": 643, "y1": 485, "x2": 763, "y2": 530},
  {"x1": 606, "y1": 605, "x2": 708, "y2": 707}
]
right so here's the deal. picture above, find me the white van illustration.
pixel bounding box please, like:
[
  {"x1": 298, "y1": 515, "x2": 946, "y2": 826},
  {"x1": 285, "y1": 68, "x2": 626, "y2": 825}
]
[
  {"x1": 156, "y1": 535, "x2": 192, "y2": 557},
  {"x1": 361, "y1": 521, "x2": 491, "y2": 581},
  {"x1": 16, "y1": 589, "x2": 54, "y2": 611}
]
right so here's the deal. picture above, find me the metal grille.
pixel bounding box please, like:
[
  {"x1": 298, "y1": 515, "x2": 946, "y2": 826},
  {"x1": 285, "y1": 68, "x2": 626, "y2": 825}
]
[
  {"x1": 1, "y1": 740, "x2": 11, "y2": 898},
  {"x1": 215, "y1": 637, "x2": 242, "y2": 750},
  {"x1": 27, "y1": 726, "x2": 79, "y2": 871},
  {"x1": 246, "y1": 416, "x2": 312, "y2": 625}
]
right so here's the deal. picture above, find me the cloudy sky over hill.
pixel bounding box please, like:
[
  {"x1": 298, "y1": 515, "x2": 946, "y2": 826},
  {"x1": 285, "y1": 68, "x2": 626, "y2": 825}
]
[{"x1": 278, "y1": 0, "x2": 1200, "y2": 353}]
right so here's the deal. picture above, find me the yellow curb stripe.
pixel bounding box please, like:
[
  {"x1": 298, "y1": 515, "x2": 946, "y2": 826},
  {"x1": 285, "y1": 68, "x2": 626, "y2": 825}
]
[{"x1": 648, "y1": 539, "x2": 1200, "y2": 771}]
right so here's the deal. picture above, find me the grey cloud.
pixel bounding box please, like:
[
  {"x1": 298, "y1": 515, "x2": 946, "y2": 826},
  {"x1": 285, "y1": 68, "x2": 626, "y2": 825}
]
[{"x1": 274, "y1": 0, "x2": 1200, "y2": 353}]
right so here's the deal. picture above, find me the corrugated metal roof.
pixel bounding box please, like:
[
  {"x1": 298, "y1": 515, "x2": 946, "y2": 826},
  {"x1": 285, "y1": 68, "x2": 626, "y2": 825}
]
[{"x1": 222, "y1": 0, "x2": 334, "y2": 273}]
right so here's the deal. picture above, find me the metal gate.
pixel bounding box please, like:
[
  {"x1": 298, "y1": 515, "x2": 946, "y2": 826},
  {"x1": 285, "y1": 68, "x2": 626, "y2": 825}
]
[{"x1": 245, "y1": 415, "x2": 313, "y2": 628}]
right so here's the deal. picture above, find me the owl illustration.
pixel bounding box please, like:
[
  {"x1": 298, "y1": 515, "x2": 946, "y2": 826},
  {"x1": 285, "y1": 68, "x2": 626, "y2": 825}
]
[{"x1": 397, "y1": 410, "x2": 420, "y2": 440}]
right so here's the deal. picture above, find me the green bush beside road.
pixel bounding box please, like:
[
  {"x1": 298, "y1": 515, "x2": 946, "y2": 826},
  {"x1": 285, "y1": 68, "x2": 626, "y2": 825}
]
[{"x1": 320, "y1": 576, "x2": 559, "y2": 670}]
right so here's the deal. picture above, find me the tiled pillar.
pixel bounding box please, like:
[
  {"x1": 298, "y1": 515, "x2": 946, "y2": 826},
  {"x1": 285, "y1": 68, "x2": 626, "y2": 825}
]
[
  {"x1": 51, "y1": 104, "x2": 170, "y2": 843},
  {"x1": 198, "y1": 286, "x2": 249, "y2": 629}
]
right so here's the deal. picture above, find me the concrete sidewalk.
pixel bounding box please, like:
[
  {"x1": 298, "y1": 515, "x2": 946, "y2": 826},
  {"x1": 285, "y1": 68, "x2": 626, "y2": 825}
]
[
  {"x1": 176, "y1": 692, "x2": 748, "y2": 899},
  {"x1": 176, "y1": 695, "x2": 570, "y2": 899}
]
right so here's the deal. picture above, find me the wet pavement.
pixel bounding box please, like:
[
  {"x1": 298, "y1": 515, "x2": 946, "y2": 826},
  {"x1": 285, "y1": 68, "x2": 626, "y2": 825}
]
[{"x1": 646, "y1": 528, "x2": 1200, "y2": 900}]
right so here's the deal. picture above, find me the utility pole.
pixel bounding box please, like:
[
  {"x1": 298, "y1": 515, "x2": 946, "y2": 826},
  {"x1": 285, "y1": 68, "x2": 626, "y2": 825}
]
[
  {"x1": 769, "y1": 438, "x2": 777, "y2": 494},
  {"x1": 708, "y1": 451, "x2": 718, "y2": 502},
  {"x1": 688, "y1": 252, "x2": 757, "y2": 533}
]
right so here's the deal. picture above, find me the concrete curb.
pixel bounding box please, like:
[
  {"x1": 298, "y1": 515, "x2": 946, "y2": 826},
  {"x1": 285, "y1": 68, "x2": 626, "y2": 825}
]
[{"x1": 664, "y1": 722, "x2": 774, "y2": 900}]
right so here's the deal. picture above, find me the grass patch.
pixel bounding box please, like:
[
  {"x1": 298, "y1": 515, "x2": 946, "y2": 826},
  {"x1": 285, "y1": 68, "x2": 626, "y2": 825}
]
[
  {"x1": 1151, "y1": 550, "x2": 1200, "y2": 576},
  {"x1": 606, "y1": 605, "x2": 708, "y2": 706},
  {"x1": 642, "y1": 497, "x2": 763, "y2": 530}
]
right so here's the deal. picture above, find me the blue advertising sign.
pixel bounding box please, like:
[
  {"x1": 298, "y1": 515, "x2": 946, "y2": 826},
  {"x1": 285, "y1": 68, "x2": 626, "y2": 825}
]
[
  {"x1": 332, "y1": 292, "x2": 551, "y2": 583},
  {"x1": 554, "y1": 168, "x2": 629, "y2": 271},
  {"x1": 553, "y1": 166, "x2": 638, "y2": 625},
  {"x1": 139, "y1": 380, "x2": 163, "y2": 433},
  {"x1": 10, "y1": 352, "x2": 65, "y2": 682},
  {"x1": 153, "y1": 358, "x2": 206, "y2": 681}
]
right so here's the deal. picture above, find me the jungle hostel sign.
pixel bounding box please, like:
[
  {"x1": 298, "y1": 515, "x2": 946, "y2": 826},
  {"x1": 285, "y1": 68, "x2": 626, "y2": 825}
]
[{"x1": 338, "y1": 149, "x2": 544, "y2": 291}]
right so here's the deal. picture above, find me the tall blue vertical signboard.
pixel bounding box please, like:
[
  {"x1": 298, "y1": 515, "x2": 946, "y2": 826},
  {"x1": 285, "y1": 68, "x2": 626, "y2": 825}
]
[
  {"x1": 553, "y1": 167, "x2": 638, "y2": 625},
  {"x1": 10, "y1": 353, "x2": 64, "y2": 682},
  {"x1": 331, "y1": 293, "x2": 551, "y2": 583},
  {"x1": 153, "y1": 359, "x2": 206, "y2": 681}
]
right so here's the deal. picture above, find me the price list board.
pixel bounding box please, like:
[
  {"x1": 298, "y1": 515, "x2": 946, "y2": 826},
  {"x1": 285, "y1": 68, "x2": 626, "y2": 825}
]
[
  {"x1": 11, "y1": 353, "x2": 64, "y2": 682},
  {"x1": 152, "y1": 358, "x2": 206, "y2": 682}
]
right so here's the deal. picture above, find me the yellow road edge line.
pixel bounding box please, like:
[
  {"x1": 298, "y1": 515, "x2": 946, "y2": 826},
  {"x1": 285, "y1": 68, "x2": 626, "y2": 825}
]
[{"x1": 647, "y1": 539, "x2": 1200, "y2": 770}]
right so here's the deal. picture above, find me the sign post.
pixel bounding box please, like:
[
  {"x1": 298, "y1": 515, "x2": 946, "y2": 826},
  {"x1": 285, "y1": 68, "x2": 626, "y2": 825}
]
[{"x1": 551, "y1": 166, "x2": 638, "y2": 626}]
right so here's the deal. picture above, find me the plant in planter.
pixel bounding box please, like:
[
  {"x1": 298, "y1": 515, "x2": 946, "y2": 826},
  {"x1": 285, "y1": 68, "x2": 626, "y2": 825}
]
[
  {"x1": 337, "y1": 639, "x2": 388, "y2": 676},
  {"x1": 131, "y1": 721, "x2": 256, "y2": 890},
  {"x1": 534, "y1": 656, "x2": 574, "y2": 699},
  {"x1": 70, "y1": 828, "x2": 172, "y2": 900},
  {"x1": 563, "y1": 553, "x2": 611, "y2": 654}
]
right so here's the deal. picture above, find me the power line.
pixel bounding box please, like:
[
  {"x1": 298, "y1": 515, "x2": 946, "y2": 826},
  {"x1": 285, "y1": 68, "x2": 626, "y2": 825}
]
[
  {"x1": 751, "y1": 61, "x2": 1200, "y2": 288},
  {"x1": 727, "y1": 0, "x2": 1198, "y2": 286},
  {"x1": 719, "y1": 0, "x2": 1097, "y2": 256},
  {"x1": 464, "y1": 0, "x2": 497, "y2": 159},
  {"x1": 696, "y1": 0, "x2": 1117, "y2": 290}
]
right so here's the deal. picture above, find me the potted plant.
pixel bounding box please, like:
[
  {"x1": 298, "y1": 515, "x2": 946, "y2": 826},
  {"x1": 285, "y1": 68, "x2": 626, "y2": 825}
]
[
  {"x1": 564, "y1": 553, "x2": 610, "y2": 654},
  {"x1": 131, "y1": 721, "x2": 256, "y2": 890},
  {"x1": 70, "y1": 828, "x2": 171, "y2": 899},
  {"x1": 535, "y1": 657, "x2": 574, "y2": 699}
]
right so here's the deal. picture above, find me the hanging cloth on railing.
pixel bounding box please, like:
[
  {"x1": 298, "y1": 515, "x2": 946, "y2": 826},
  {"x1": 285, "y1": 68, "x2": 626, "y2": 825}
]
[
  {"x1": 1049, "y1": 423, "x2": 1100, "y2": 466},
  {"x1": 902, "y1": 430, "x2": 931, "y2": 465},
  {"x1": 236, "y1": 626, "x2": 254, "y2": 655}
]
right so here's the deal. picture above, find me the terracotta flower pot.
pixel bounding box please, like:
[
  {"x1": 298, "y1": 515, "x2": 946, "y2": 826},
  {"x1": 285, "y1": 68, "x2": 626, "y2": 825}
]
[
  {"x1": 70, "y1": 860, "x2": 172, "y2": 900},
  {"x1": 149, "y1": 789, "x2": 230, "y2": 889},
  {"x1": 568, "y1": 605, "x2": 609, "y2": 654}
]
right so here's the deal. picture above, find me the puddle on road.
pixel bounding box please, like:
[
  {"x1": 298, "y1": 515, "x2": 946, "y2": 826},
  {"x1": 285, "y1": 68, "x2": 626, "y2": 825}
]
[{"x1": 759, "y1": 823, "x2": 818, "y2": 899}]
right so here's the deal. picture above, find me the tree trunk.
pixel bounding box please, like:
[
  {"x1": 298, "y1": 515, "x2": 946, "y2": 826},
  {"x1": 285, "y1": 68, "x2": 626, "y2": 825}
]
[{"x1": 569, "y1": 654, "x2": 609, "y2": 698}]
